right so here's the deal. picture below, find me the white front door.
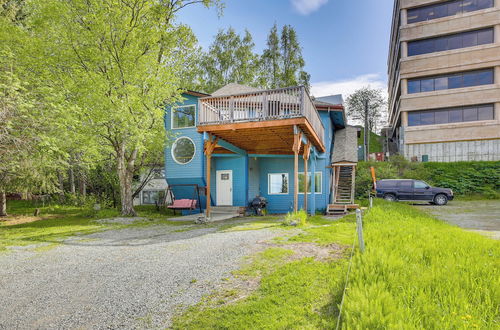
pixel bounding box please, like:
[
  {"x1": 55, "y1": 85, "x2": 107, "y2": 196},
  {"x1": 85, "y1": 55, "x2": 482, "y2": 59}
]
[{"x1": 216, "y1": 170, "x2": 233, "y2": 206}]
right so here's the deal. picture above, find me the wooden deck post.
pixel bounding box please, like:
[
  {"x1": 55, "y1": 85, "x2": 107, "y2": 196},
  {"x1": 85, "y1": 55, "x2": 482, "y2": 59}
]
[
  {"x1": 292, "y1": 127, "x2": 302, "y2": 213},
  {"x1": 303, "y1": 142, "x2": 311, "y2": 214},
  {"x1": 204, "y1": 134, "x2": 218, "y2": 219}
]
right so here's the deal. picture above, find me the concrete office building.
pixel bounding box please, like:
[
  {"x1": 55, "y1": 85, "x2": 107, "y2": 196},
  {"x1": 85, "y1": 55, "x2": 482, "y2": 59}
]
[{"x1": 387, "y1": 0, "x2": 500, "y2": 161}]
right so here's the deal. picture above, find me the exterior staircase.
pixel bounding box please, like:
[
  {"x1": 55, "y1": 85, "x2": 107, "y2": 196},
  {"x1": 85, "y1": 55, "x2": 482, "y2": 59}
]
[
  {"x1": 326, "y1": 164, "x2": 357, "y2": 216},
  {"x1": 334, "y1": 166, "x2": 355, "y2": 204}
]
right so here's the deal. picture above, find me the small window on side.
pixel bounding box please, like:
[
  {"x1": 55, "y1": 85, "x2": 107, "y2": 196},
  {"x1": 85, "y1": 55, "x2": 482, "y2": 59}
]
[
  {"x1": 477, "y1": 28, "x2": 494, "y2": 45},
  {"x1": 477, "y1": 105, "x2": 494, "y2": 120},
  {"x1": 435, "y1": 110, "x2": 449, "y2": 124},
  {"x1": 477, "y1": 0, "x2": 494, "y2": 10},
  {"x1": 449, "y1": 108, "x2": 463, "y2": 122},
  {"x1": 268, "y1": 173, "x2": 289, "y2": 194},
  {"x1": 408, "y1": 112, "x2": 420, "y2": 126},
  {"x1": 476, "y1": 69, "x2": 494, "y2": 85},
  {"x1": 172, "y1": 105, "x2": 196, "y2": 129},
  {"x1": 408, "y1": 80, "x2": 421, "y2": 94},
  {"x1": 420, "y1": 111, "x2": 435, "y2": 125},
  {"x1": 463, "y1": 107, "x2": 478, "y2": 121}
]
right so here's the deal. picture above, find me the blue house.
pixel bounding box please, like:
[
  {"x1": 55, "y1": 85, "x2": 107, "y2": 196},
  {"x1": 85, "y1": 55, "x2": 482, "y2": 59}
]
[{"x1": 164, "y1": 83, "x2": 356, "y2": 216}]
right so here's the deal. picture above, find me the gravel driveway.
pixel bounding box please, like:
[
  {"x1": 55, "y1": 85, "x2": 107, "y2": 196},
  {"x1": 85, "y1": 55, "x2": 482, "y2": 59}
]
[
  {"x1": 416, "y1": 199, "x2": 500, "y2": 239},
  {"x1": 0, "y1": 221, "x2": 281, "y2": 329}
]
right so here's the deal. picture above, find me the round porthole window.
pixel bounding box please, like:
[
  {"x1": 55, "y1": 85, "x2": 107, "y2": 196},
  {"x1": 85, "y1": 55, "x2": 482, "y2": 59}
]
[{"x1": 172, "y1": 137, "x2": 196, "y2": 164}]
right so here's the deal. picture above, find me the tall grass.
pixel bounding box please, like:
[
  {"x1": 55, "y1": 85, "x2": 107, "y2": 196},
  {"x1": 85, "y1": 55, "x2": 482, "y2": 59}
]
[{"x1": 342, "y1": 201, "x2": 500, "y2": 329}]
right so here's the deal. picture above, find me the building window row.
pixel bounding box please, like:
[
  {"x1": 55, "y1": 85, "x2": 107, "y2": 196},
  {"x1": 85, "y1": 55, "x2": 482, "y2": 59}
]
[
  {"x1": 408, "y1": 104, "x2": 495, "y2": 126},
  {"x1": 407, "y1": 0, "x2": 494, "y2": 24},
  {"x1": 407, "y1": 28, "x2": 493, "y2": 56},
  {"x1": 407, "y1": 69, "x2": 494, "y2": 94}
]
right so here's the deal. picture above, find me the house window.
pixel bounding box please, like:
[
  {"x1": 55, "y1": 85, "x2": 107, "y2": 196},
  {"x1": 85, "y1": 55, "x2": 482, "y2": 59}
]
[
  {"x1": 407, "y1": 104, "x2": 494, "y2": 126},
  {"x1": 172, "y1": 105, "x2": 196, "y2": 129},
  {"x1": 407, "y1": 28, "x2": 494, "y2": 56},
  {"x1": 298, "y1": 172, "x2": 322, "y2": 194},
  {"x1": 407, "y1": 69, "x2": 493, "y2": 94},
  {"x1": 268, "y1": 173, "x2": 289, "y2": 194},
  {"x1": 142, "y1": 190, "x2": 164, "y2": 204},
  {"x1": 171, "y1": 136, "x2": 196, "y2": 164}
]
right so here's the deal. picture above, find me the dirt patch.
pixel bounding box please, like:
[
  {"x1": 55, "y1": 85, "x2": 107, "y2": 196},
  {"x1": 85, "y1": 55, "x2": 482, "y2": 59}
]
[
  {"x1": 0, "y1": 214, "x2": 58, "y2": 226},
  {"x1": 209, "y1": 241, "x2": 346, "y2": 307},
  {"x1": 272, "y1": 242, "x2": 346, "y2": 262}
]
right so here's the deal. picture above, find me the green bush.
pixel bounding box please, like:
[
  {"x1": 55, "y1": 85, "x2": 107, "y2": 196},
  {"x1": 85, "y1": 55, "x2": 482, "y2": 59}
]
[
  {"x1": 283, "y1": 210, "x2": 308, "y2": 226},
  {"x1": 356, "y1": 158, "x2": 500, "y2": 198}
]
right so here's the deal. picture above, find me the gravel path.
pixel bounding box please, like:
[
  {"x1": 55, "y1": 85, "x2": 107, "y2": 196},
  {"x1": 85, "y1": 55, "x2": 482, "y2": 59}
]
[
  {"x1": 416, "y1": 199, "x2": 500, "y2": 239},
  {"x1": 0, "y1": 222, "x2": 280, "y2": 329}
]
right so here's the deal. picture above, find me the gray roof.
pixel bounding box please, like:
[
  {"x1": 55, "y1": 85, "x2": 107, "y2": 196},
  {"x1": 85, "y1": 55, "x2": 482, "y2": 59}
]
[
  {"x1": 211, "y1": 83, "x2": 263, "y2": 97},
  {"x1": 315, "y1": 94, "x2": 344, "y2": 106},
  {"x1": 331, "y1": 126, "x2": 358, "y2": 164}
]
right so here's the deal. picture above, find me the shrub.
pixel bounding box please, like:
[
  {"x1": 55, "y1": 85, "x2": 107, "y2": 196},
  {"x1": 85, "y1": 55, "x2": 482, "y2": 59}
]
[
  {"x1": 283, "y1": 210, "x2": 308, "y2": 226},
  {"x1": 356, "y1": 158, "x2": 500, "y2": 198}
]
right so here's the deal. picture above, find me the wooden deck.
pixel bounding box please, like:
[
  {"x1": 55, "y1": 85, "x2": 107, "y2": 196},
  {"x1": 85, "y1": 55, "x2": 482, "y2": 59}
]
[
  {"x1": 198, "y1": 118, "x2": 324, "y2": 154},
  {"x1": 197, "y1": 86, "x2": 325, "y2": 154}
]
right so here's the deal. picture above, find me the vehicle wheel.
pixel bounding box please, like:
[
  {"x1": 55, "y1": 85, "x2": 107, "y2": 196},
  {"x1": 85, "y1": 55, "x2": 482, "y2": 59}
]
[
  {"x1": 384, "y1": 194, "x2": 397, "y2": 202},
  {"x1": 434, "y1": 194, "x2": 448, "y2": 206}
]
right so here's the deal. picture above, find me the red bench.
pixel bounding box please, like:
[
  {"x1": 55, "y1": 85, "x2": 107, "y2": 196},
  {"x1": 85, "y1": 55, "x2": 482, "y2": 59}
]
[{"x1": 167, "y1": 199, "x2": 197, "y2": 214}]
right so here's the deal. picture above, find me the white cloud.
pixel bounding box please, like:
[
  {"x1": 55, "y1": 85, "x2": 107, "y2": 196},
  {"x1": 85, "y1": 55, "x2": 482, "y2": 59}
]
[
  {"x1": 291, "y1": 0, "x2": 329, "y2": 15},
  {"x1": 311, "y1": 73, "x2": 387, "y2": 99}
]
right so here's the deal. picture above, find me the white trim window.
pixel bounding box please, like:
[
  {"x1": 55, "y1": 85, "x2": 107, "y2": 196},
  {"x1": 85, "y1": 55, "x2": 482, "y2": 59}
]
[
  {"x1": 268, "y1": 173, "x2": 289, "y2": 195},
  {"x1": 142, "y1": 190, "x2": 164, "y2": 204},
  {"x1": 172, "y1": 104, "x2": 196, "y2": 129},
  {"x1": 171, "y1": 136, "x2": 196, "y2": 165},
  {"x1": 298, "y1": 172, "x2": 322, "y2": 194}
]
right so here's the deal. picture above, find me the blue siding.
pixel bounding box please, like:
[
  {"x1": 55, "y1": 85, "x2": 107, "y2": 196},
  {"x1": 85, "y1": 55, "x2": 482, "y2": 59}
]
[
  {"x1": 163, "y1": 93, "x2": 339, "y2": 214},
  {"x1": 165, "y1": 94, "x2": 204, "y2": 182},
  {"x1": 212, "y1": 156, "x2": 247, "y2": 206},
  {"x1": 248, "y1": 157, "x2": 260, "y2": 200},
  {"x1": 164, "y1": 94, "x2": 207, "y2": 210},
  {"x1": 258, "y1": 156, "x2": 329, "y2": 214}
]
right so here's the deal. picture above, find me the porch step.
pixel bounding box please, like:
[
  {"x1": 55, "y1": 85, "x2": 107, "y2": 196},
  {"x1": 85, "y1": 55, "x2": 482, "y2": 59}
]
[
  {"x1": 326, "y1": 203, "x2": 359, "y2": 216},
  {"x1": 210, "y1": 206, "x2": 246, "y2": 216}
]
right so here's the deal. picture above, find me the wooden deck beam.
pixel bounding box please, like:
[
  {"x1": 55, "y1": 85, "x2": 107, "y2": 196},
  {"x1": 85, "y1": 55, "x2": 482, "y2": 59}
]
[
  {"x1": 303, "y1": 141, "x2": 311, "y2": 214},
  {"x1": 292, "y1": 128, "x2": 303, "y2": 213},
  {"x1": 197, "y1": 118, "x2": 325, "y2": 153},
  {"x1": 204, "y1": 134, "x2": 219, "y2": 219}
]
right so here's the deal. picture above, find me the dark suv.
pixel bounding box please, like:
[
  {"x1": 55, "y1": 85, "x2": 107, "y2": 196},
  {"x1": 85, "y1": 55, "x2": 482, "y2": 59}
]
[{"x1": 375, "y1": 179, "x2": 453, "y2": 205}]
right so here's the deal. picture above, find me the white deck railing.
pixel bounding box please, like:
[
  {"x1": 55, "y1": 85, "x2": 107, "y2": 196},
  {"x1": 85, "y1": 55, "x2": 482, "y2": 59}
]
[{"x1": 198, "y1": 86, "x2": 324, "y2": 144}]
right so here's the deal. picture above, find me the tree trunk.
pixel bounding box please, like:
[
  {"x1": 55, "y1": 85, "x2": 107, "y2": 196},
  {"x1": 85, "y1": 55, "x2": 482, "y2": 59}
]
[
  {"x1": 57, "y1": 170, "x2": 65, "y2": 196},
  {"x1": 0, "y1": 190, "x2": 7, "y2": 217},
  {"x1": 78, "y1": 172, "x2": 86, "y2": 197},
  {"x1": 69, "y1": 166, "x2": 75, "y2": 194},
  {"x1": 116, "y1": 145, "x2": 137, "y2": 216}
]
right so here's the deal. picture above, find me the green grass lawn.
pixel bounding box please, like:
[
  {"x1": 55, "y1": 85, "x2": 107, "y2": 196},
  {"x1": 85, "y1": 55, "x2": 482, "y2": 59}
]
[
  {"x1": 172, "y1": 201, "x2": 499, "y2": 329},
  {"x1": 0, "y1": 200, "x2": 180, "y2": 252},
  {"x1": 172, "y1": 216, "x2": 357, "y2": 329},
  {"x1": 343, "y1": 201, "x2": 499, "y2": 329}
]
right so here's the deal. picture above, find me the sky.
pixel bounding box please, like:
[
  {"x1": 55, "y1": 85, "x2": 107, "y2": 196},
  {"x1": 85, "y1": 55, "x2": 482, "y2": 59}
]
[{"x1": 177, "y1": 0, "x2": 394, "y2": 98}]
